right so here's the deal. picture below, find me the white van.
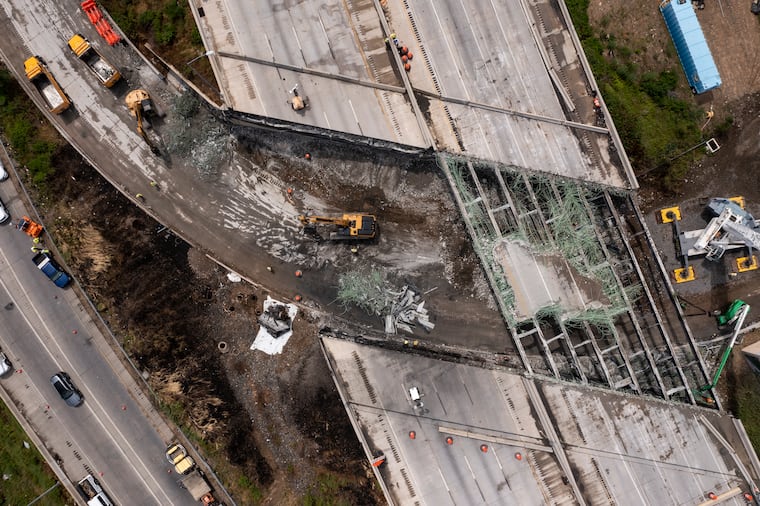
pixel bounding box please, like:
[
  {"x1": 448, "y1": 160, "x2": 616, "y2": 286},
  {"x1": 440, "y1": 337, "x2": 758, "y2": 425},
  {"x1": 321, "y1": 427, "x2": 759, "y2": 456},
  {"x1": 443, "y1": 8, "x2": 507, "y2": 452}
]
[
  {"x1": 78, "y1": 475, "x2": 114, "y2": 506},
  {"x1": 87, "y1": 493, "x2": 114, "y2": 506}
]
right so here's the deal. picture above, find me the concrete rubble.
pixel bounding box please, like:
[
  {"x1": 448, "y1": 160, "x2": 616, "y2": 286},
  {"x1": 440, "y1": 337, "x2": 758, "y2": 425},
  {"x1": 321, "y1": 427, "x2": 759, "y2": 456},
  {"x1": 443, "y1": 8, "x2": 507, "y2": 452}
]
[{"x1": 384, "y1": 286, "x2": 435, "y2": 335}]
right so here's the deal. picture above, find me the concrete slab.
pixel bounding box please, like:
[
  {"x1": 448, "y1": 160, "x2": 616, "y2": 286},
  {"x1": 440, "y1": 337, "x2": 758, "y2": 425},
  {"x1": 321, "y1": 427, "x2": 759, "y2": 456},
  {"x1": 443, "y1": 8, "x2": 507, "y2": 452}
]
[
  {"x1": 493, "y1": 238, "x2": 608, "y2": 320},
  {"x1": 192, "y1": 0, "x2": 634, "y2": 188},
  {"x1": 322, "y1": 337, "x2": 760, "y2": 505},
  {"x1": 191, "y1": 0, "x2": 428, "y2": 147}
]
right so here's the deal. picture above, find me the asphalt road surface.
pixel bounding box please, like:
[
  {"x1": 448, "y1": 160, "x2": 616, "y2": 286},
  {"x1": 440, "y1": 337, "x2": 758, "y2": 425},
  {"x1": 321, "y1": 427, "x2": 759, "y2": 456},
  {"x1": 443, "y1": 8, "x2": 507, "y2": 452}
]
[{"x1": 0, "y1": 148, "x2": 190, "y2": 504}]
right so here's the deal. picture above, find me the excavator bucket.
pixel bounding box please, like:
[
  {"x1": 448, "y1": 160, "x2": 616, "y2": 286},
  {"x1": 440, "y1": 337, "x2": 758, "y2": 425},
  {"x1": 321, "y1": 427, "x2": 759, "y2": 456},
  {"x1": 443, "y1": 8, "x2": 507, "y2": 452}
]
[{"x1": 17, "y1": 216, "x2": 43, "y2": 238}]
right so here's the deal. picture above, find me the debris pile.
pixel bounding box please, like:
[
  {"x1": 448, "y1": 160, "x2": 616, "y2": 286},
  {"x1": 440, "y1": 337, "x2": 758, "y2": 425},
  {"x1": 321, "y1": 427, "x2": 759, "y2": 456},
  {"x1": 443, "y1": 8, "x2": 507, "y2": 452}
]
[
  {"x1": 258, "y1": 302, "x2": 292, "y2": 337},
  {"x1": 336, "y1": 269, "x2": 435, "y2": 335},
  {"x1": 384, "y1": 286, "x2": 435, "y2": 335},
  {"x1": 165, "y1": 91, "x2": 231, "y2": 180},
  {"x1": 251, "y1": 296, "x2": 297, "y2": 355}
]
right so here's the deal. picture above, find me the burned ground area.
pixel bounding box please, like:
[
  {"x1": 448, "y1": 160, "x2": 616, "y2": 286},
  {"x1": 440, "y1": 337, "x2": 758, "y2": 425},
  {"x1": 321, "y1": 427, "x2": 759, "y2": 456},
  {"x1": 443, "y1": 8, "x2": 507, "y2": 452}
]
[{"x1": 28, "y1": 143, "x2": 382, "y2": 504}]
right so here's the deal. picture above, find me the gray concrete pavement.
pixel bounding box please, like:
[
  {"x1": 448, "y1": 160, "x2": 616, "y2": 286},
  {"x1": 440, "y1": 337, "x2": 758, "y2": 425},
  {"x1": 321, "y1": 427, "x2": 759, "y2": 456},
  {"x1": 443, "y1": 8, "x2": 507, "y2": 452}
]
[
  {"x1": 322, "y1": 337, "x2": 760, "y2": 505},
  {"x1": 192, "y1": 0, "x2": 429, "y2": 147},
  {"x1": 193, "y1": 0, "x2": 633, "y2": 188}
]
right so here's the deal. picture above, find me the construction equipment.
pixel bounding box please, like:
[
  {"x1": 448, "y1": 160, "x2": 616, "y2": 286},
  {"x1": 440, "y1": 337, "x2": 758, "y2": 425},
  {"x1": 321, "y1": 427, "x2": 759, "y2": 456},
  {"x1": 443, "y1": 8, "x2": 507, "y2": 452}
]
[
  {"x1": 17, "y1": 216, "x2": 43, "y2": 238},
  {"x1": 165, "y1": 443, "x2": 220, "y2": 505},
  {"x1": 289, "y1": 85, "x2": 307, "y2": 111},
  {"x1": 24, "y1": 56, "x2": 71, "y2": 114},
  {"x1": 696, "y1": 301, "x2": 750, "y2": 403},
  {"x1": 125, "y1": 89, "x2": 160, "y2": 155},
  {"x1": 68, "y1": 34, "x2": 121, "y2": 88},
  {"x1": 298, "y1": 213, "x2": 377, "y2": 241}
]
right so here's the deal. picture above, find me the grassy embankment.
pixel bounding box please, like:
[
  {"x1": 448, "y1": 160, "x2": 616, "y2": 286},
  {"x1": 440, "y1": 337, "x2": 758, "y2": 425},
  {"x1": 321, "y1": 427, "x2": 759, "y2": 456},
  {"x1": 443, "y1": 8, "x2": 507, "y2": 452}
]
[
  {"x1": 0, "y1": 399, "x2": 73, "y2": 505},
  {"x1": 566, "y1": 0, "x2": 731, "y2": 188}
]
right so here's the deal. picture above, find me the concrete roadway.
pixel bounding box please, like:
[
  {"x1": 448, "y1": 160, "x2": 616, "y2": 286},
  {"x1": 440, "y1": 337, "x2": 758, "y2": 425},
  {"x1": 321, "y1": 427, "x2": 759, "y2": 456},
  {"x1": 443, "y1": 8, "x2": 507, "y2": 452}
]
[
  {"x1": 194, "y1": 0, "x2": 429, "y2": 147},
  {"x1": 0, "y1": 148, "x2": 188, "y2": 504}
]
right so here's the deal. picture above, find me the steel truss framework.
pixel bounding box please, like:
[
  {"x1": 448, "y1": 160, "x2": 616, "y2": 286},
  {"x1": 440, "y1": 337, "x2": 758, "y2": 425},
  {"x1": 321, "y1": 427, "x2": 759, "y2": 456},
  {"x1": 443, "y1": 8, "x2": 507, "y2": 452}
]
[{"x1": 439, "y1": 155, "x2": 714, "y2": 406}]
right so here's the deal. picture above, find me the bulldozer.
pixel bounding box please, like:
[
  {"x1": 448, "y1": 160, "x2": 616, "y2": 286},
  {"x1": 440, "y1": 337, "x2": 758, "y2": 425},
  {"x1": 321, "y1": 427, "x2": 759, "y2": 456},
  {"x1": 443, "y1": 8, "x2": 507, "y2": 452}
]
[
  {"x1": 298, "y1": 213, "x2": 377, "y2": 241},
  {"x1": 17, "y1": 216, "x2": 43, "y2": 238},
  {"x1": 125, "y1": 89, "x2": 161, "y2": 155}
]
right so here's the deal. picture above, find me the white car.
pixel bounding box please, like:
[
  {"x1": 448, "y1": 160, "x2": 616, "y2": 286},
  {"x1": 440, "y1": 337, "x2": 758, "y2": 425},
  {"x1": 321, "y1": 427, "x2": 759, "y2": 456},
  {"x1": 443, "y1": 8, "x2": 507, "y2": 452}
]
[
  {"x1": 0, "y1": 351, "x2": 12, "y2": 377},
  {"x1": 0, "y1": 159, "x2": 7, "y2": 181},
  {"x1": 0, "y1": 198, "x2": 8, "y2": 224}
]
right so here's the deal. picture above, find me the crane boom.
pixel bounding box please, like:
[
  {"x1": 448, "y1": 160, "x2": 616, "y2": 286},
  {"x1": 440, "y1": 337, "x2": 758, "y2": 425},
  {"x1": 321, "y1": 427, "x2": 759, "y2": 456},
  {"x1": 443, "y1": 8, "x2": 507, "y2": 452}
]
[{"x1": 696, "y1": 302, "x2": 750, "y2": 402}]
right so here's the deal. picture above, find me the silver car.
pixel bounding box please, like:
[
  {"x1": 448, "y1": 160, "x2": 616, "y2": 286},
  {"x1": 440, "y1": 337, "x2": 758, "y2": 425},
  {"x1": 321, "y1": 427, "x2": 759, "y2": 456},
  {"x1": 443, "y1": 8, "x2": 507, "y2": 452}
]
[
  {"x1": 0, "y1": 351, "x2": 12, "y2": 377},
  {"x1": 0, "y1": 159, "x2": 7, "y2": 181},
  {"x1": 50, "y1": 372, "x2": 83, "y2": 407}
]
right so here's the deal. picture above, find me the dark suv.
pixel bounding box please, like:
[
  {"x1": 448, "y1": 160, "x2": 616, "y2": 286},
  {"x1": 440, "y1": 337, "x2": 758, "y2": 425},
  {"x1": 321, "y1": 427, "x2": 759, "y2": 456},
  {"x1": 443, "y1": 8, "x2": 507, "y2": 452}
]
[{"x1": 50, "y1": 372, "x2": 83, "y2": 407}]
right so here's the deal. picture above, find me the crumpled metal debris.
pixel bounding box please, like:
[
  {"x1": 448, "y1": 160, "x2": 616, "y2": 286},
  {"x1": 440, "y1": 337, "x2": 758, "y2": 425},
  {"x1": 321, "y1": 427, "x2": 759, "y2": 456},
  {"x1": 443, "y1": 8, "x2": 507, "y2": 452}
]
[{"x1": 384, "y1": 286, "x2": 435, "y2": 335}]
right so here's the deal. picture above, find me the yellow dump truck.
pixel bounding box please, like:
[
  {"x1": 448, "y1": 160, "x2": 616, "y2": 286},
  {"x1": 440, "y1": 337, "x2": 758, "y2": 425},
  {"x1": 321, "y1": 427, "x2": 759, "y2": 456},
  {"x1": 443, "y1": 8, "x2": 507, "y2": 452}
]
[
  {"x1": 67, "y1": 34, "x2": 121, "y2": 88},
  {"x1": 23, "y1": 56, "x2": 70, "y2": 114}
]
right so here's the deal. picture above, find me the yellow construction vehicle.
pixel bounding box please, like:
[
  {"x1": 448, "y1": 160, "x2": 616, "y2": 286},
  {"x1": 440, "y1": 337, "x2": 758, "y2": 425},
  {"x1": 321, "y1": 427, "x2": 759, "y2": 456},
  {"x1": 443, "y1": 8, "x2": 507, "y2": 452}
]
[
  {"x1": 289, "y1": 85, "x2": 307, "y2": 112},
  {"x1": 298, "y1": 213, "x2": 377, "y2": 241},
  {"x1": 125, "y1": 89, "x2": 160, "y2": 155}
]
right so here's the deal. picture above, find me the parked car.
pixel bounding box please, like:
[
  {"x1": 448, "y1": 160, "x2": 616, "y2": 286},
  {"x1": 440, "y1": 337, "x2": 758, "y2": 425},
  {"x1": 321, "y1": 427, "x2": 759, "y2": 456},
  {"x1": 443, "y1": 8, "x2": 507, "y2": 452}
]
[
  {"x1": 0, "y1": 351, "x2": 12, "y2": 376},
  {"x1": 50, "y1": 372, "x2": 83, "y2": 407},
  {"x1": 0, "y1": 159, "x2": 7, "y2": 181},
  {"x1": 32, "y1": 252, "x2": 70, "y2": 288},
  {"x1": 753, "y1": 0, "x2": 760, "y2": 15},
  {"x1": 0, "y1": 198, "x2": 9, "y2": 224}
]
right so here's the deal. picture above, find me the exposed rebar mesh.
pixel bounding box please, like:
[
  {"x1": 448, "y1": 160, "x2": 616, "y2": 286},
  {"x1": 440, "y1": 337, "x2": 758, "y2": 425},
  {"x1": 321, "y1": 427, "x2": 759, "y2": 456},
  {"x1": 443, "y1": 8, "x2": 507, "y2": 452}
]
[
  {"x1": 164, "y1": 91, "x2": 232, "y2": 180},
  {"x1": 336, "y1": 268, "x2": 389, "y2": 316}
]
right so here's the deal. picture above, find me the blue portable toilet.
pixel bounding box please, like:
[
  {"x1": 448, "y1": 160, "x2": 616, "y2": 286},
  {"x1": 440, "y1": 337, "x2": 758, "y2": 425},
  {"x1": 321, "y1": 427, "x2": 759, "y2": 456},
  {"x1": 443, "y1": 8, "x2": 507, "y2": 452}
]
[{"x1": 660, "y1": 0, "x2": 721, "y2": 94}]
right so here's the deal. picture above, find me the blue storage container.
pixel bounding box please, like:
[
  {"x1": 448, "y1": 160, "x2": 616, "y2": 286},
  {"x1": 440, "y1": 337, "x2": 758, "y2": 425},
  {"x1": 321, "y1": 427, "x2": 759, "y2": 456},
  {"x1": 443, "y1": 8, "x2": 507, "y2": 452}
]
[{"x1": 660, "y1": 0, "x2": 721, "y2": 94}]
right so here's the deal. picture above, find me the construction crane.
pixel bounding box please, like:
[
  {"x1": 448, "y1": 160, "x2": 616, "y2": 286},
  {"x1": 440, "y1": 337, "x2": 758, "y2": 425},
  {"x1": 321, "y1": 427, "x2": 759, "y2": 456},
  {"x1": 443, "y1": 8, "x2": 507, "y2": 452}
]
[
  {"x1": 298, "y1": 213, "x2": 377, "y2": 241},
  {"x1": 695, "y1": 301, "x2": 750, "y2": 404},
  {"x1": 691, "y1": 198, "x2": 760, "y2": 261},
  {"x1": 125, "y1": 89, "x2": 160, "y2": 155}
]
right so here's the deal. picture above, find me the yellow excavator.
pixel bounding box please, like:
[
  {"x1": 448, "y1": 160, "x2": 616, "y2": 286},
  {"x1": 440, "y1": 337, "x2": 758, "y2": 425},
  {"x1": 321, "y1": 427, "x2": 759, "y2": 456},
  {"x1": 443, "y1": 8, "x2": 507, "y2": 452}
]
[
  {"x1": 298, "y1": 213, "x2": 377, "y2": 241},
  {"x1": 125, "y1": 89, "x2": 160, "y2": 155}
]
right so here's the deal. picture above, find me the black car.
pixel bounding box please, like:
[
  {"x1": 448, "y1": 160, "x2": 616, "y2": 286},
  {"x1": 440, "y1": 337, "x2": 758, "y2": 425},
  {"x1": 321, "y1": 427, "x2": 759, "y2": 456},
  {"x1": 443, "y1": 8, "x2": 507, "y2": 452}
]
[
  {"x1": 50, "y1": 372, "x2": 83, "y2": 407},
  {"x1": 753, "y1": 0, "x2": 760, "y2": 15}
]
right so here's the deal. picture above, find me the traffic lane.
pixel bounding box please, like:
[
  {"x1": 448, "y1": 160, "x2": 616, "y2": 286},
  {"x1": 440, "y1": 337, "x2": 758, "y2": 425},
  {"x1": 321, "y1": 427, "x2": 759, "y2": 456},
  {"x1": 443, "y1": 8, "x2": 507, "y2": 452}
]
[
  {"x1": 0, "y1": 281, "x2": 170, "y2": 505},
  {"x1": 0, "y1": 186, "x2": 187, "y2": 504},
  {"x1": 0, "y1": 243, "x2": 181, "y2": 505}
]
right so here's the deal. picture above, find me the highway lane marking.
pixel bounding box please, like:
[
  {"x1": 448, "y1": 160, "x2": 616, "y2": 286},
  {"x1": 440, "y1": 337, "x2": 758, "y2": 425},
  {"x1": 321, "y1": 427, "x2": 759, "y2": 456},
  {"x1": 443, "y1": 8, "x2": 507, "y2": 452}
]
[{"x1": 0, "y1": 249, "x2": 171, "y2": 505}]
